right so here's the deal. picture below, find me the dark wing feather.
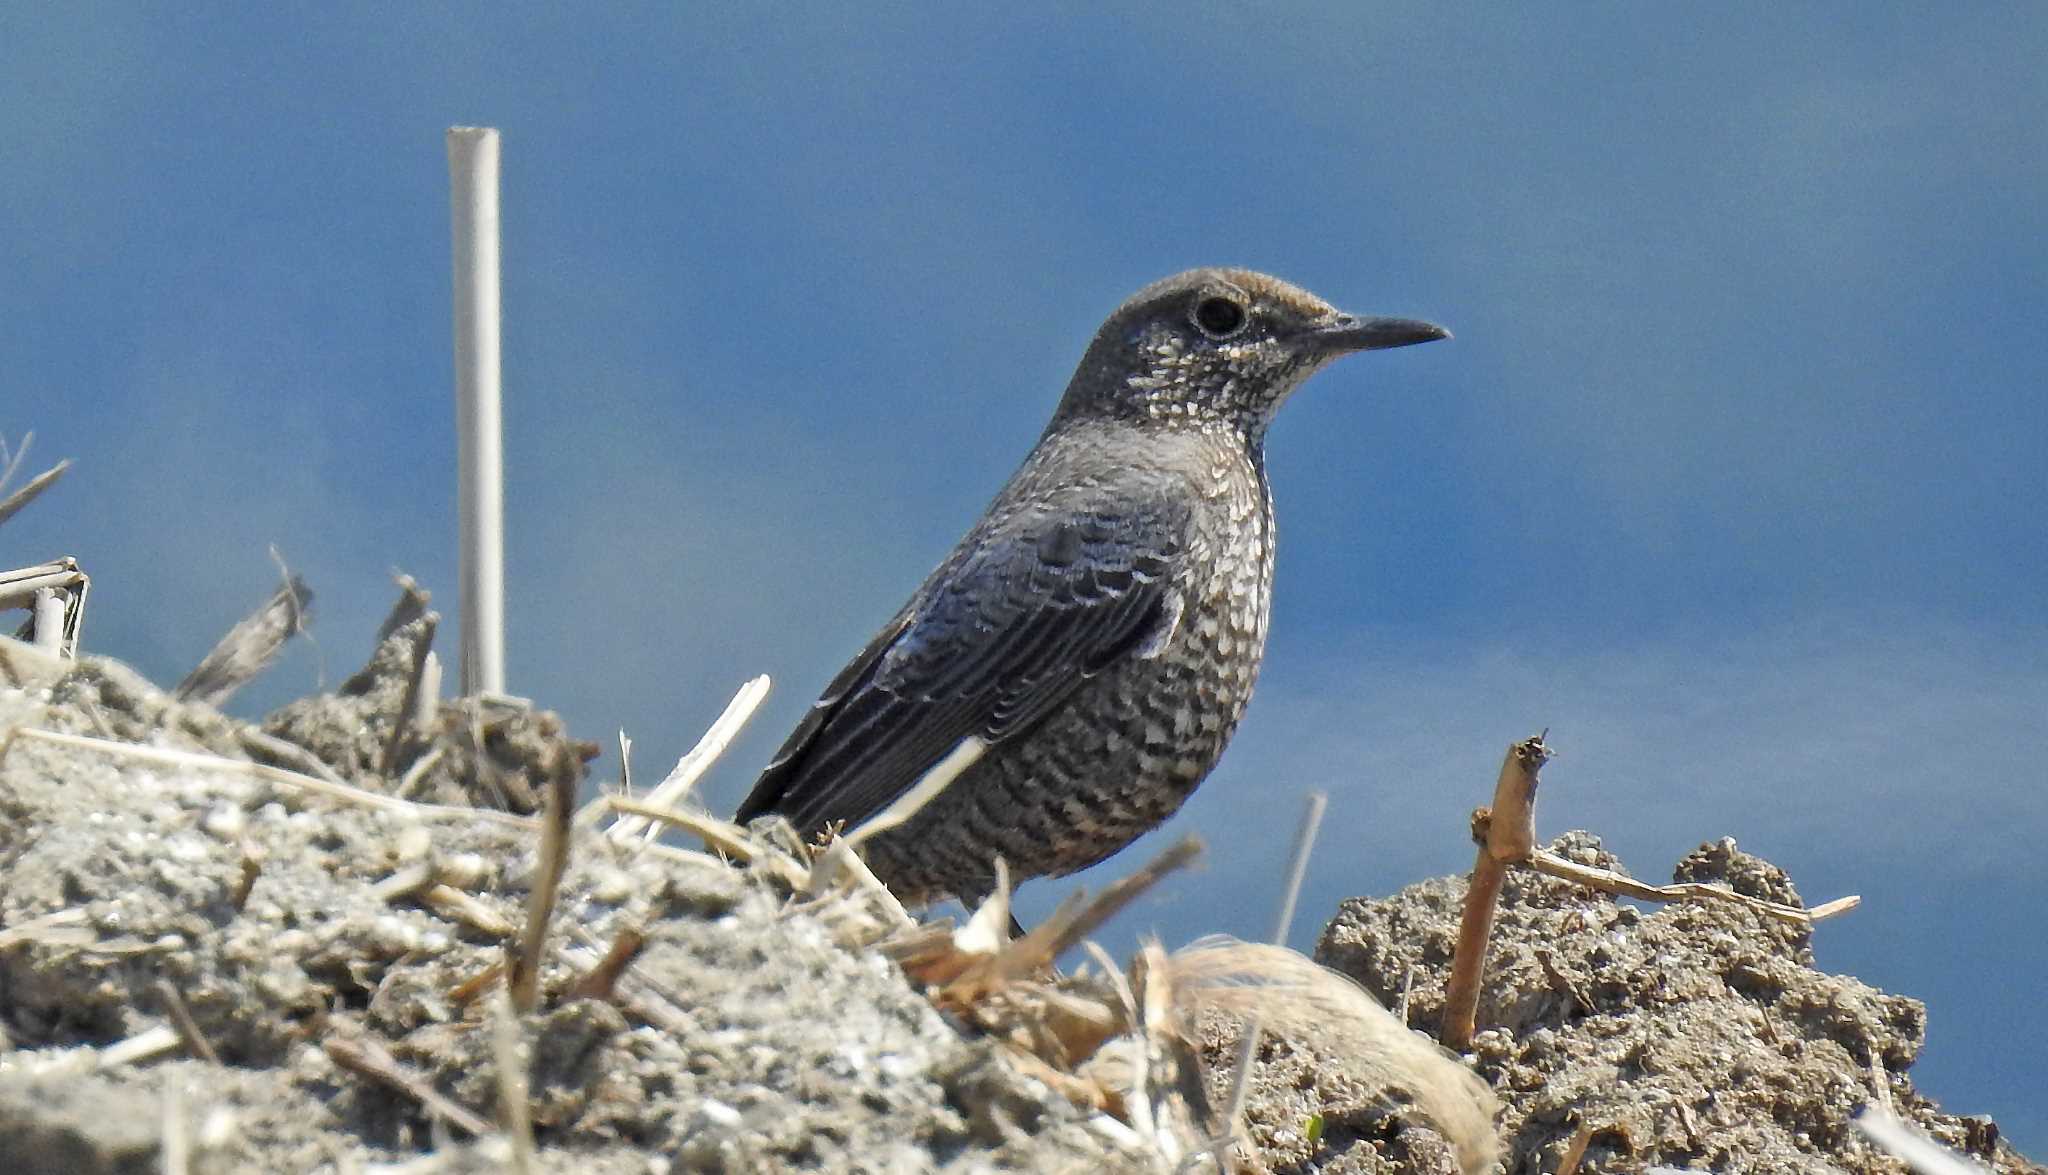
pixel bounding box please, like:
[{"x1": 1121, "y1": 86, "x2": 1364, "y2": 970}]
[{"x1": 736, "y1": 486, "x2": 1188, "y2": 833}]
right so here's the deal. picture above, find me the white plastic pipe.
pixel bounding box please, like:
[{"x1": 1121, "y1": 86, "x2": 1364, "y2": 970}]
[{"x1": 447, "y1": 127, "x2": 506, "y2": 696}]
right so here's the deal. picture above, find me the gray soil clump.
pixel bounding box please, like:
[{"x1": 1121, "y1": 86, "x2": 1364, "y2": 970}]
[{"x1": 1246, "y1": 830, "x2": 2040, "y2": 1174}]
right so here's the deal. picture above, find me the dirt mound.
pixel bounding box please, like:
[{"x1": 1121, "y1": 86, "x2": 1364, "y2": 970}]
[
  {"x1": 0, "y1": 640, "x2": 1147, "y2": 1173},
  {"x1": 0, "y1": 623, "x2": 2037, "y2": 1172},
  {"x1": 1254, "y1": 831, "x2": 2039, "y2": 1173}
]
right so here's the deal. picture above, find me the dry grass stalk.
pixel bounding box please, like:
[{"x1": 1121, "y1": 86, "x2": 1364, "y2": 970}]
[
  {"x1": 30, "y1": 589, "x2": 64, "y2": 655},
  {"x1": 603, "y1": 796, "x2": 810, "y2": 889},
  {"x1": 325, "y1": 1030, "x2": 495, "y2": 1138},
  {"x1": 0, "y1": 457, "x2": 71, "y2": 529},
  {"x1": 1199, "y1": 792, "x2": 1332, "y2": 1171},
  {"x1": 173, "y1": 572, "x2": 313, "y2": 706},
  {"x1": 152, "y1": 979, "x2": 222, "y2": 1065},
  {"x1": 871, "y1": 838, "x2": 1212, "y2": 1161},
  {"x1": 374, "y1": 862, "x2": 515, "y2": 937},
  {"x1": 1855, "y1": 1108, "x2": 1992, "y2": 1175},
  {"x1": 373, "y1": 574, "x2": 434, "y2": 641},
  {"x1": 803, "y1": 835, "x2": 917, "y2": 935},
  {"x1": 1129, "y1": 940, "x2": 1243, "y2": 1173},
  {"x1": 1443, "y1": 735, "x2": 1551, "y2": 1051},
  {"x1": 1558, "y1": 1120, "x2": 1596, "y2": 1172},
  {"x1": 422, "y1": 884, "x2": 515, "y2": 938},
  {"x1": 842, "y1": 734, "x2": 987, "y2": 849},
  {"x1": 0, "y1": 560, "x2": 89, "y2": 604},
  {"x1": 490, "y1": 992, "x2": 536, "y2": 1174},
  {"x1": 507, "y1": 769, "x2": 576, "y2": 1011},
  {"x1": 239, "y1": 727, "x2": 348, "y2": 786},
  {"x1": 565, "y1": 929, "x2": 697, "y2": 1034},
  {"x1": 445, "y1": 961, "x2": 506, "y2": 1007},
  {"x1": 562, "y1": 926, "x2": 646, "y2": 1003},
  {"x1": 1523, "y1": 848, "x2": 1860, "y2": 927},
  {"x1": 614, "y1": 729, "x2": 633, "y2": 798},
  {"x1": 599, "y1": 674, "x2": 770, "y2": 841},
  {"x1": 394, "y1": 746, "x2": 446, "y2": 799},
  {"x1": 941, "y1": 836, "x2": 1203, "y2": 1004},
  {"x1": 2, "y1": 726, "x2": 539, "y2": 832},
  {"x1": 953, "y1": 857, "x2": 1014, "y2": 956},
  {"x1": 1168, "y1": 939, "x2": 1502, "y2": 1175},
  {"x1": 98, "y1": 1024, "x2": 183, "y2": 1070},
  {"x1": 371, "y1": 863, "x2": 437, "y2": 903},
  {"x1": 0, "y1": 907, "x2": 92, "y2": 951}
]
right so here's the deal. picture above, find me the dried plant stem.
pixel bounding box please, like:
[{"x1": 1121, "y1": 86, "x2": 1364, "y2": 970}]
[
  {"x1": 325, "y1": 1032, "x2": 494, "y2": 1137},
  {"x1": 491, "y1": 992, "x2": 536, "y2": 1174},
  {"x1": 1855, "y1": 1108, "x2": 1990, "y2": 1175},
  {"x1": 152, "y1": 980, "x2": 221, "y2": 1065},
  {"x1": 1444, "y1": 735, "x2": 1551, "y2": 1051},
  {"x1": 173, "y1": 573, "x2": 313, "y2": 706},
  {"x1": 596, "y1": 674, "x2": 770, "y2": 840},
  {"x1": 1214, "y1": 791, "x2": 1329, "y2": 1171},
  {"x1": 563, "y1": 927, "x2": 647, "y2": 1003},
  {"x1": 604, "y1": 796, "x2": 809, "y2": 888},
  {"x1": 239, "y1": 728, "x2": 346, "y2": 786},
  {"x1": 0, "y1": 457, "x2": 70, "y2": 528},
  {"x1": 1559, "y1": 1121, "x2": 1599, "y2": 1172},
  {"x1": 509, "y1": 770, "x2": 576, "y2": 1012},
  {"x1": 2, "y1": 727, "x2": 538, "y2": 832},
  {"x1": 0, "y1": 907, "x2": 90, "y2": 951},
  {"x1": 1523, "y1": 848, "x2": 1860, "y2": 927},
  {"x1": 98, "y1": 1024, "x2": 182, "y2": 1069},
  {"x1": 994, "y1": 836, "x2": 1203, "y2": 983}
]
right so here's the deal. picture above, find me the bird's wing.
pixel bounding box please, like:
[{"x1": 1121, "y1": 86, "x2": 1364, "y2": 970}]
[{"x1": 735, "y1": 484, "x2": 1191, "y2": 835}]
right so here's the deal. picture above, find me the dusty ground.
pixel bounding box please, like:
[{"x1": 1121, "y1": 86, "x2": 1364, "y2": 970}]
[
  {"x1": 1211, "y1": 831, "x2": 2041, "y2": 1173},
  {"x1": 0, "y1": 609, "x2": 2039, "y2": 1173}
]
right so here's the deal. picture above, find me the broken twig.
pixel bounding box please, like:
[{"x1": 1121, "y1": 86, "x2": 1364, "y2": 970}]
[
  {"x1": 325, "y1": 1030, "x2": 494, "y2": 1138},
  {"x1": 508, "y1": 768, "x2": 576, "y2": 1012},
  {"x1": 173, "y1": 572, "x2": 313, "y2": 706},
  {"x1": 1444, "y1": 734, "x2": 1552, "y2": 1051}
]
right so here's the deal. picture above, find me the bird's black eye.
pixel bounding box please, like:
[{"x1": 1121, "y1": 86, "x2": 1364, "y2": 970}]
[{"x1": 1191, "y1": 295, "x2": 1248, "y2": 340}]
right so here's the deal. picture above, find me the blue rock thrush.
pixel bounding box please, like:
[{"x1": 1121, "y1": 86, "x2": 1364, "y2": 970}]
[{"x1": 737, "y1": 268, "x2": 1447, "y2": 905}]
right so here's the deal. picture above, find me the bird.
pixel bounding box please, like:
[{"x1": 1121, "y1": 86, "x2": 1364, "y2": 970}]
[{"x1": 736, "y1": 268, "x2": 1447, "y2": 908}]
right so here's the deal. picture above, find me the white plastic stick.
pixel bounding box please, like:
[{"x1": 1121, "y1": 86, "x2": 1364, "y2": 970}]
[{"x1": 447, "y1": 127, "x2": 506, "y2": 696}]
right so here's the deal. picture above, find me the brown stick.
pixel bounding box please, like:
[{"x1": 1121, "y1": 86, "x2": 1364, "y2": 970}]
[
  {"x1": 1523, "y1": 849, "x2": 1860, "y2": 927},
  {"x1": 943, "y1": 836, "x2": 1204, "y2": 1003},
  {"x1": 507, "y1": 768, "x2": 576, "y2": 1012},
  {"x1": 151, "y1": 980, "x2": 222, "y2": 1066},
  {"x1": 562, "y1": 926, "x2": 647, "y2": 1003},
  {"x1": 1442, "y1": 735, "x2": 1551, "y2": 1051},
  {"x1": 324, "y1": 1031, "x2": 494, "y2": 1137},
  {"x1": 1558, "y1": 1121, "x2": 1597, "y2": 1173}
]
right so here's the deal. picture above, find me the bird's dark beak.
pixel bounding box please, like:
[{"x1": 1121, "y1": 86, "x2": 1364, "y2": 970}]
[{"x1": 1307, "y1": 313, "x2": 1451, "y2": 354}]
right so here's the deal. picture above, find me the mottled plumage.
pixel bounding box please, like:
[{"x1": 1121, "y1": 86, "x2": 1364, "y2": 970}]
[{"x1": 737, "y1": 268, "x2": 1446, "y2": 905}]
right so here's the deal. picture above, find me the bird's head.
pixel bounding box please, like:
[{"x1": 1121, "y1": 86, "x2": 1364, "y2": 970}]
[{"x1": 1053, "y1": 268, "x2": 1447, "y2": 441}]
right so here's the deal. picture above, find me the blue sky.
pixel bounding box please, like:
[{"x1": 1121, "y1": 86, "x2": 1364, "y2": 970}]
[{"x1": 4, "y1": 5, "x2": 2044, "y2": 1149}]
